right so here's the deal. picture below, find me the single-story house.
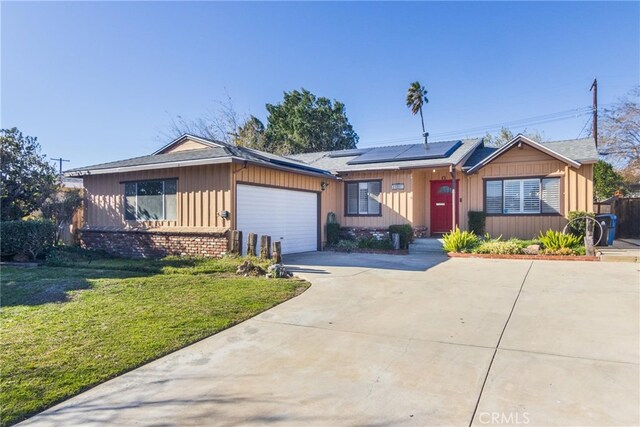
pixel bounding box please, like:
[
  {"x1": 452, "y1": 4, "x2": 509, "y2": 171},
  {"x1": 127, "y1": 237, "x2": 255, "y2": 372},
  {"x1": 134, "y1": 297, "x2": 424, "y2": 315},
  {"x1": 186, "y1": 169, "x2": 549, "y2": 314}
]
[{"x1": 66, "y1": 133, "x2": 598, "y2": 257}]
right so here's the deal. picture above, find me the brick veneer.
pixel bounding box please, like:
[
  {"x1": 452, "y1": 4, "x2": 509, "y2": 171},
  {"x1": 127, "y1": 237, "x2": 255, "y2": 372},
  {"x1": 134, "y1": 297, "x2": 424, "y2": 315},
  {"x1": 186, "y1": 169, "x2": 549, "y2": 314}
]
[
  {"x1": 340, "y1": 227, "x2": 390, "y2": 241},
  {"x1": 412, "y1": 226, "x2": 430, "y2": 238},
  {"x1": 80, "y1": 229, "x2": 229, "y2": 259},
  {"x1": 340, "y1": 226, "x2": 430, "y2": 240}
]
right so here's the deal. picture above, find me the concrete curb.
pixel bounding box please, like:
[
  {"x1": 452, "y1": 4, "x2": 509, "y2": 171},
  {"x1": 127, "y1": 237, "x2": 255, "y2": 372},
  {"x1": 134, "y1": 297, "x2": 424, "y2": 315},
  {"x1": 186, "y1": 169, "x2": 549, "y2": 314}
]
[{"x1": 447, "y1": 252, "x2": 600, "y2": 261}]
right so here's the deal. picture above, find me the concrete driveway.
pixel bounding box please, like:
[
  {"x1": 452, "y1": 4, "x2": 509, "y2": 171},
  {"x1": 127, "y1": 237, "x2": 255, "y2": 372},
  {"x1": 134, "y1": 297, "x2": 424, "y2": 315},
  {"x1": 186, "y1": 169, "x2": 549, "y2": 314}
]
[{"x1": 22, "y1": 253, "x2": 639, "y2": 426}]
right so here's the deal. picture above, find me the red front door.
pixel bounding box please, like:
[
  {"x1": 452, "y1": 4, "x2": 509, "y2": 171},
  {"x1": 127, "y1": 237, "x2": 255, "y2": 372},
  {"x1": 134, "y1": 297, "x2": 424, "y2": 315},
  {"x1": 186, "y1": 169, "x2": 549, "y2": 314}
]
[{"x1": 430, "y1": 180, "x2": 459, "y2": 234}]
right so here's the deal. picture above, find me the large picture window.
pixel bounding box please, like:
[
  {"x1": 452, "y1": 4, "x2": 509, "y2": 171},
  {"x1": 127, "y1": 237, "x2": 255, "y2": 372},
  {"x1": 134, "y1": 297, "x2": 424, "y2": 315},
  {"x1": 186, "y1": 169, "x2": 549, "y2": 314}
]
[
  {"x1": 124, "y1": 179, "x2": 177, "y2": 221},
  {"x1": 345, "y1": 181, "x2": 381, "y2": 216},
  {"x1": 484, "y1": 177, "x2": 560, "y2": 215}
]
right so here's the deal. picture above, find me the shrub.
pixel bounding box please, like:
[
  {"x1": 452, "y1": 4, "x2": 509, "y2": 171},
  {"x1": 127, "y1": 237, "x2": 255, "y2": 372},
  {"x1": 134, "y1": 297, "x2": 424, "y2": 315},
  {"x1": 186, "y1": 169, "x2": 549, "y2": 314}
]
[
  {"x1": 335, "y1": 240, "x2": 358, "y2": 251},
  {"x1": 474, "y1": 240, "x2": 522, "y2": 255},
  {"x1": 357, "y1": 237, "x2": 394, "y2": 250},
  {"x1": 1, "y1": 219, "x2": 56, "y2": 260},
  {"x1": 442, "y1": 227, "x2": 479, "y2": 253},
  {"x1": 40, "y1": 189, "x2": 83, "y2": 244},
  {"x1": 468, "y1": 211, "x2": 486, "y2": 236},
  {"x1": 389, "y1": 224, "x2": 413, "y2": 249},
  {"x1": 567, "y1": 211, "x2": 596, "y2": 237},
  {"x1": 538, "y1": 229, "x2": 582, "y2": 251},
  {"x1": 326, "y1": 223, "x2": 341, "y2": 245},
  {"x1": 542, "y1": 247, "x2": 579, "y2": 256}
]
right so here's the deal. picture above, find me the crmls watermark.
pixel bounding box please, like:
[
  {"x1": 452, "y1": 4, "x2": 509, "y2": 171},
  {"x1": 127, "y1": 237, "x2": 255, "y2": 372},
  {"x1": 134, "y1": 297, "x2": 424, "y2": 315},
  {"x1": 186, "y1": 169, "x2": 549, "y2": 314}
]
[{"x1": 478, "y1": 411, "x2": 530, "y2": 425}]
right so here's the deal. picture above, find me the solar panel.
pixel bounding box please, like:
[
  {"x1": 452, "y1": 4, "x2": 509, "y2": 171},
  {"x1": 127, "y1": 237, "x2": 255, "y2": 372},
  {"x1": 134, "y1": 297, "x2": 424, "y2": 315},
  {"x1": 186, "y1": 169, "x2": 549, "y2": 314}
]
[
  {"x1": 345, "y1": 145, "x2": 409, "y2": 164},
  {"x1": 327, "y1": 148, "x2": 371, "y2": 158},
  {"x1": 347, "y1": 140, "x2": 463, "y2": 165}
]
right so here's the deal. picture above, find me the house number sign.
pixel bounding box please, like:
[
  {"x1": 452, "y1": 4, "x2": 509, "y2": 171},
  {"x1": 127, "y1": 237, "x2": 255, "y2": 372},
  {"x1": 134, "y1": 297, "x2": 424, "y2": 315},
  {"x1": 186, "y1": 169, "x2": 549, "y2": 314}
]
[{"x1": 391, "y1": 183, "x2": 404, "y2": 191}]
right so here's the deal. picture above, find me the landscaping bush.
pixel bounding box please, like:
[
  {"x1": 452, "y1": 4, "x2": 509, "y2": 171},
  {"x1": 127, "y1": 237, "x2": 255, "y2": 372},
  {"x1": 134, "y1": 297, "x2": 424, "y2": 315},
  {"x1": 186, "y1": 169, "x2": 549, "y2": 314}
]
[
  {"x1": 335, "y1": 240, "x2": 358, "y2": 251},
  {"x1": 568, "y1": 211, "x2": 596, "y2": 237},
  {"x1": 542, "y1": 247, "x2": 580, "y2": 256},
  {"x1": 389, "y1": 224, "x2": 413, "y2": 249},
  {"x1": 538, "y1": 229, "x2": 582, "y2": 251},
  {"x1": 474, "y1": 240, "x2": 522, "y2": 255},
  {"x1": 1, "y1": 219, "x2": 56, "y2": 260},
  {"x1": 442, "y1": 227, "x2": 479, "y2": 253},
  {"x1": 326, "y1": 223, "x2": 341, "y2": 245},
  {"x1": 357, "y1": 237, "x2": 394, "y2": 250},
  {"x1": 467, "y1": 211, "x2": 486, "y2": 236}
]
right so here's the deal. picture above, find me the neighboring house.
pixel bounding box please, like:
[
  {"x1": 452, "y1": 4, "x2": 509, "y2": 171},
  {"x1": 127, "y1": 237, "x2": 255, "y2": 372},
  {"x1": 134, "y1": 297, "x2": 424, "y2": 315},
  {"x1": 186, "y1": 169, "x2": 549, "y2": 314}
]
[{"x1": 66, "y1": 133, "x2": 598, "y2": 258}]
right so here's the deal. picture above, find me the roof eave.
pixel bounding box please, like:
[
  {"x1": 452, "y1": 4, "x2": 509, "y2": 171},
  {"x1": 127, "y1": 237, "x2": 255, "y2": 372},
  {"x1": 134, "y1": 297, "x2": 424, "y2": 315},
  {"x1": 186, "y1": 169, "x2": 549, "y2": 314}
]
[
  {"x1": 235, "y1": 158, "x2": 337, "y2": 179},
  {"x1": 65, "y1": 156, "x2": 235, "y2": 177}
]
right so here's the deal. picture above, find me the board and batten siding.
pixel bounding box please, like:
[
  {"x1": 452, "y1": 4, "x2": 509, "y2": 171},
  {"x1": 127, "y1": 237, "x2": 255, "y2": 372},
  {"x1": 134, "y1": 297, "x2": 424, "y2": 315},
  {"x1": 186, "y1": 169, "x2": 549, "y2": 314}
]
[
  {"x1": 460, "y1": 144, "x2": 594, "y2": 239},
  {"x1": 231, "y1": 165, "x2": 340, "y2": 244},
  {"x1": 82, "y1": 164, "x2": 232, "y2": 230},
  {"x1": 338, "y1": 170, "x2": 414, "y2": 228}
]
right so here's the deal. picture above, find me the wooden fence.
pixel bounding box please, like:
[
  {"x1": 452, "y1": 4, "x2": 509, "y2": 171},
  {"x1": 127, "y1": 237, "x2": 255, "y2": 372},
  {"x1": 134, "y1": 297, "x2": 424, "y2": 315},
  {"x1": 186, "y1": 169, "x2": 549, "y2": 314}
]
[{"x1": 611, "y1": 198, "x2": 640, "y2": 238}]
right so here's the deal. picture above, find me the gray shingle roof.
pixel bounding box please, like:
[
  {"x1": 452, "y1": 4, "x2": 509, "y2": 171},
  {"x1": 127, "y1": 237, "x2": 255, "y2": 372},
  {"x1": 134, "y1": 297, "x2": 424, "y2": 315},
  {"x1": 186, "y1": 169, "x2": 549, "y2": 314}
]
[
  {"x1": 66, "y1": 146, "x2": 231, "y2": 173},
  {"x1": 463, "y1": 137, "x2": 598, "y2": 170},
  {"x1": 540, "y1": 137, "x2": 598, "y2": 163},
  {"x1": 66, "y1": 141, "x2": 333, "y2": 178},
  {"x1": 288, "y1": 138, "x2": 483, "y2": 172}
]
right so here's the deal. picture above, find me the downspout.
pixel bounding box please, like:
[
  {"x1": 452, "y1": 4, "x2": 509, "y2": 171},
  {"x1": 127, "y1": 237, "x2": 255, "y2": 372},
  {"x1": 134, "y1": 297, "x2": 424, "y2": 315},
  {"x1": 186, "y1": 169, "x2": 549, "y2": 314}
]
[{"x1": 449, "y1": 165, "x2": 457, "y2": 230}]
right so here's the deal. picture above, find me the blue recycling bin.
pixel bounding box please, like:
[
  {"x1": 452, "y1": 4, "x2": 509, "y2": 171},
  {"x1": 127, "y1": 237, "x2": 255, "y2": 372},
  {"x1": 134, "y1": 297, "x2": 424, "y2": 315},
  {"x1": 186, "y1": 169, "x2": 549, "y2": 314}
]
[{"x1": 596, "y1": 214, "x2": 617, "y2": 246}]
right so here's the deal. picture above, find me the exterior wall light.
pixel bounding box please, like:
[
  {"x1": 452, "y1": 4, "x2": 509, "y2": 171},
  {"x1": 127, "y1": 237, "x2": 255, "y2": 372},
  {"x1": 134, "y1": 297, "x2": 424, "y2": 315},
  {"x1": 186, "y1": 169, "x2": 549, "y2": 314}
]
[
  {"x1": 321, "y1": 181, "x2": 329, "y2": 191},
  {"x1": 218, "y1": 210, "x2": 230, "y2": 219}
]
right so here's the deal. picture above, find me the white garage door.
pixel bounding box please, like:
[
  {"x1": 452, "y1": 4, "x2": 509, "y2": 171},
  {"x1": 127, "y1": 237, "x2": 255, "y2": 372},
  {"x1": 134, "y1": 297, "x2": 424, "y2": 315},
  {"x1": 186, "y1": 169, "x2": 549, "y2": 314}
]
[{"x1": 236, "y1": 184, "x2": 318, "y2": 255}]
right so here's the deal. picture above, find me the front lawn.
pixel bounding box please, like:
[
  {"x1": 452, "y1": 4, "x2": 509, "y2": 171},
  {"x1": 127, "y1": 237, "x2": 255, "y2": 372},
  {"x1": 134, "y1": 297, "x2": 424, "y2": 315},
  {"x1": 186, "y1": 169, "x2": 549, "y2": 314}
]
[{"x1": 0, "y1": 255, "x2": 308, "y2": 426}]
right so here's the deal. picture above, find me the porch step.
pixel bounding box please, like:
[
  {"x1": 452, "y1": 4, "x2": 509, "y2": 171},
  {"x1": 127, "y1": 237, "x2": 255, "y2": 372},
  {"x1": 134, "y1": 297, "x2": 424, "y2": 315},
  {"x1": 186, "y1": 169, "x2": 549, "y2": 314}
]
[{"x1": 410, "y1": 238, "x2": 445, "y2": 254}]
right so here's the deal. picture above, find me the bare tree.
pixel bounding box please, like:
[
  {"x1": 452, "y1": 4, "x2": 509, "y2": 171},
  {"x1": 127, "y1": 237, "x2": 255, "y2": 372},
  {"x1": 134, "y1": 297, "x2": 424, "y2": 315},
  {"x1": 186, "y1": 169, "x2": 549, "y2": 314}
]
[
  {"x1": 600, "y1": 87, "x2": 640, "y2": 178},
  {"x1": 161, "y1": 92, "x2": 242, "y2": 145}
]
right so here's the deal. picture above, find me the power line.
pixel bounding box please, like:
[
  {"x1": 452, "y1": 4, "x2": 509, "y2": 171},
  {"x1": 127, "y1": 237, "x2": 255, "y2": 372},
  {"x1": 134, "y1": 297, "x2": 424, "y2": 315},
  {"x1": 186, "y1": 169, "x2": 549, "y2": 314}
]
[
  {"x1": 51, "y1": 157, "x2": 70, "y2": 175},
  {"x1": 577, "y1": 117, "x2": 592, "y2": 139},
  {"x1": 359, "y1": 106, "x2": 595, "y2": 147}
]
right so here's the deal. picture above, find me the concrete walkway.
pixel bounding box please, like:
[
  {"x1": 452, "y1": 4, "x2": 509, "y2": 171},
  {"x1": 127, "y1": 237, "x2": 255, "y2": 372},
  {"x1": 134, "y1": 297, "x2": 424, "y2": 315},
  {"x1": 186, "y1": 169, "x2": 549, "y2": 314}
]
[{"x1": 22, "y1": 253, "x2": 639, "y2": 426}]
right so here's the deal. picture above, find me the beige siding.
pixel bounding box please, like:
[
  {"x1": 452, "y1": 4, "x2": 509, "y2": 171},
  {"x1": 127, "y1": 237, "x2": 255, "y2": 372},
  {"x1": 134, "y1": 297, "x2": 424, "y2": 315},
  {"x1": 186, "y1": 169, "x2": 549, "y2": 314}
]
[
  {"x1": 460, "y1": 144, "x2": 594, "y2": 238},
  {"x1": 83, "y1": 164, "x2": 231, "y2": 230},
  {"x1": 231, "y1": 165, "x2": 340, "y2": 245},
  {"x1": 338, "y1": 170, "x2": 414, "y2": 228},
  {"x1": 162, "y1": 139, "x2": 211, "y2": 153}
]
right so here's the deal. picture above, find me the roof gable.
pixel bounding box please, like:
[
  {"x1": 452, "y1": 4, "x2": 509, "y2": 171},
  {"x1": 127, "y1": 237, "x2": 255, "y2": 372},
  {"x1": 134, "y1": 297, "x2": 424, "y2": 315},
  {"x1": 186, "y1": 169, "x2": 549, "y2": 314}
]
[
  {"x1": 153, "y1": 134, "x2": 226, "y2": 155},
  {"x1": 466, "y1": 134, "x2": 582, "y2": 174}
]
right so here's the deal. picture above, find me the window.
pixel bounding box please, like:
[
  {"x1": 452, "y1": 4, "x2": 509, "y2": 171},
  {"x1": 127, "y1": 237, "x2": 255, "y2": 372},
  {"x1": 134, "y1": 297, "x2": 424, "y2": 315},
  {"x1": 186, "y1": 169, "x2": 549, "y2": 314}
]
[
  {"x1": 346, "y1": 181, "x2": 381, "y2": 215},
  {"x1": 484, "y1": 177, "x2": 560, "y2": 215},
  {"x1": 124, "y1": 179, "x2": 177, "y2": 221}
]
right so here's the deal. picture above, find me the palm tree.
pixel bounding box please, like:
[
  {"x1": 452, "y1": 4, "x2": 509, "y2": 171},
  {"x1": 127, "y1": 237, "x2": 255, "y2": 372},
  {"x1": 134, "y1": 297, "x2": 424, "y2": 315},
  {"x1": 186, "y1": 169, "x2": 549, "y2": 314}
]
[{"x1": 406, "y1": 81, "x2": 429, "y2": 141}]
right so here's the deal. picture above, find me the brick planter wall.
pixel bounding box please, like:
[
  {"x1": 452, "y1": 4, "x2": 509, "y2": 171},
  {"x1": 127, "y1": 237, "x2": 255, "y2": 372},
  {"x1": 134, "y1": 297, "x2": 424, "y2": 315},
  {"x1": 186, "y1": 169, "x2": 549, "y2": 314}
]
[
  {"x1": 413, "y1": 226, "x2": 429, "y2": 238},
  {"x1": 80, "y1": 229, "x2": 229, "y2": 259},
  {"x1": 339, "y1": 226, "x2": 430, "y2": 241},
  {"x1": 340, "y1": 227, "x2": 390, "y2": 241}
]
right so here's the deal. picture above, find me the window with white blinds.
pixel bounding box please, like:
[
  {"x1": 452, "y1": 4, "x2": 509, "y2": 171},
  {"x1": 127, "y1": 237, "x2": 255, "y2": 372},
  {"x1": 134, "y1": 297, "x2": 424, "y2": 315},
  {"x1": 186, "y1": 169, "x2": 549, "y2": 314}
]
[
  {"x1": 346, "y1": 181, "x2": 381, "y2": 215},
  {"x1": 541, "y1": 178, "x2": 561, "y2": 213},
  {"x1": 485, "y1": 181, "x2": 503, "y2": 214},
  {"x1": 485, "y1": 177, "x2": 560, "y2": 215}
]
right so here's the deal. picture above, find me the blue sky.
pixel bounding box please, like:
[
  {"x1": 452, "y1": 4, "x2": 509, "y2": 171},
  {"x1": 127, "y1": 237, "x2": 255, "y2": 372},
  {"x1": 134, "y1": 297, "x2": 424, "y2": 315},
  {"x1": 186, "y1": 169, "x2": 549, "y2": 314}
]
[{"x1": 2, "y1": 1, "x2": 639, "y2": 169}]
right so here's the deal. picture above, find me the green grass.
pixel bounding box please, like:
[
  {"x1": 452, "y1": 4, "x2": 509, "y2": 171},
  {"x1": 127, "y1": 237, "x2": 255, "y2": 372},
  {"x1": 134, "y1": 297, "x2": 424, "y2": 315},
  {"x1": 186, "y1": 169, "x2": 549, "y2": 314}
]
[{"x1": 0, "y1": 255, "x2": 308, "y2": 426}]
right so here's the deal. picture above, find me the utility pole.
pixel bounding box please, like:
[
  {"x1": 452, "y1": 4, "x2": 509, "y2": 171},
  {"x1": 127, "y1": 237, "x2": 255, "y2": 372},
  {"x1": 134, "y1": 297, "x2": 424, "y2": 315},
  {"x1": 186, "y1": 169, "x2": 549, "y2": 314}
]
[
  {"x1": 51, "y1": 157, "x2": 70, "y2": 175},
  {"x1": 590, "y1": 78, "x2": 598, "y2": 147}
]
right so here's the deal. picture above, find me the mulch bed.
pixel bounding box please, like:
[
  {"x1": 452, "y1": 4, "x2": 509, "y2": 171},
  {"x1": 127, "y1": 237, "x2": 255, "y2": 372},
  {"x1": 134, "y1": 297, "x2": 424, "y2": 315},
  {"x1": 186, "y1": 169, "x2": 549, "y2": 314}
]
[{"x1": 447, "y1": 252, "x2": 600, "y2": 261}]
